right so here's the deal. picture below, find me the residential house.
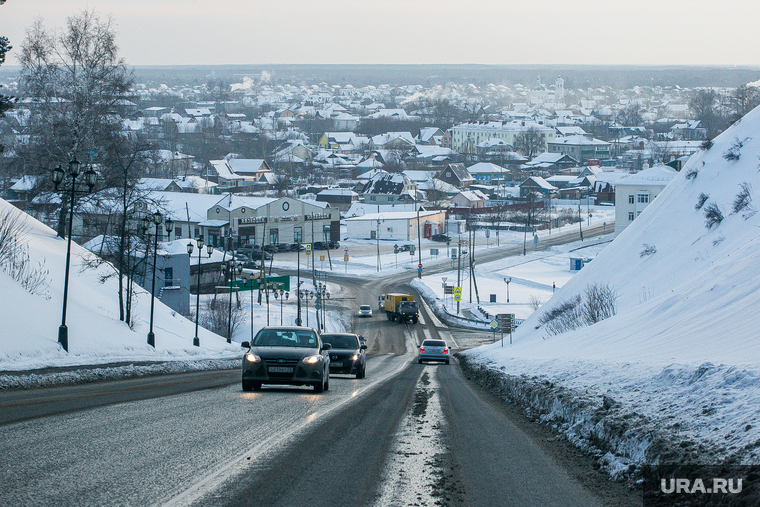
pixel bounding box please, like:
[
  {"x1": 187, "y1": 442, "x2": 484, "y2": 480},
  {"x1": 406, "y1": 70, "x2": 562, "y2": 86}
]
[
  {"x1": 418, "y1": 127, "x2": 444, "y2": 145},
  {"x1": 519, "y1": 176, "x2": 558, "y2": 197},
  {"x1": 614, "y1": 164, "x2": 677, "y2": 234},
  {"x1": 316, "y1": 189, "x2": 360, "y2": 213},
  {"x1": 361, "y1": 171, "x2": 421, "y2": 205},
  {"x1": 466, "y1": 162, "x2": 510, "y2": 185},
  {"x1": 523, "y1": 152, "x2": 580, "y2": 174},
  {"x1": 670, "y1": 120, "x2": 707, "y2": 140},
  {"x1": 547, "y1": 135, "x2": 611, "y2": 164},
  {"x1": 436, "y1": 163, "x2": 474, "y2": 189},
  {"x1": 450, "y1": 189, "x2": 489, "y2": 209},
  {"x1": 345, "y1": 210, "x2": 447, "y2": 241}
]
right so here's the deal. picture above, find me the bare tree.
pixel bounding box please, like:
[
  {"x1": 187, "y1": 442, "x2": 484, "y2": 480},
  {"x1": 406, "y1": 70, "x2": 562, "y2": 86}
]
[
  {"x1": 16, "y1": 10, "x2": 134, "y2": 236},
  {"x1": 689, "y1": 89, "x2": 728, "y2": 136},
  {"x1": 513, "y1": 127, "x2": 545, "y2": 159},
  {"x1": 617, "y1": 102, "x2": 643, "y2": 126},
  {"x1": 0, "y1": 1, "x2": 12, "y2": 143},
  {"x1": 424, "y1": 176, "x2": 450, "y2": 208}
]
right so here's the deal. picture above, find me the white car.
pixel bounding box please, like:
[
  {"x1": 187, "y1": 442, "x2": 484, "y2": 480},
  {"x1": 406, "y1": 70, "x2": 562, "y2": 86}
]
[{"x1": 357, "y1": 305, "x2": 373, "y2": 318}]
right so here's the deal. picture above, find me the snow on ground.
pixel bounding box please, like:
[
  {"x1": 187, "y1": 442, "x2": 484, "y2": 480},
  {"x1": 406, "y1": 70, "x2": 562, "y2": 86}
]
[{"x1": 410, "y1": 107, "x2": 760, "y2": 482}]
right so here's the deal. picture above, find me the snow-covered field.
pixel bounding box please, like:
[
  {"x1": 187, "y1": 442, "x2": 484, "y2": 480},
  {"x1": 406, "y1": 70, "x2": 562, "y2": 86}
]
[{"x1": 408, "y1": 107, "x2": 760, "y2": 482}]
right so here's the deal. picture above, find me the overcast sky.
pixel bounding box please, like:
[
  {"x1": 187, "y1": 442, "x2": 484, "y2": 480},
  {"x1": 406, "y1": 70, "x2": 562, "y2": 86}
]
[{"x1": 3, "y1": 0, "x2": 760, "y2": 67}]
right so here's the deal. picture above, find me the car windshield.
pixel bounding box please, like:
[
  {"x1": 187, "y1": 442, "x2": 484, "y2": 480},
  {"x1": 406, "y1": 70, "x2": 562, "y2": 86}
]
[
  {"x1": 253, "y1": 329, "x2": 318, "y2": 348},
  {"x1": 422, "y1": 340, "x2": 446, "y2": 347},
  {"x1": 359, "y1": 305, "x2": 371, "y2": 311},
  {"x1": 321, "y1": 334, "x2": 359, "y2": 349}
]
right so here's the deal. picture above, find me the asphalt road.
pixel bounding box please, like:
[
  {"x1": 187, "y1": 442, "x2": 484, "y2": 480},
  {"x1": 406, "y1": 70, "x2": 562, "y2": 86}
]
[{"x1": 0, "y1": 223, "x2": 637, "y2": 506}]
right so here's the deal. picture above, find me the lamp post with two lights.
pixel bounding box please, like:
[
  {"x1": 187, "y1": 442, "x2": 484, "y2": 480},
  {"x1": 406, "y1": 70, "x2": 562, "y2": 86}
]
[
  {"x1": 142, "y1": 211, "x2": 173, "y2": 348},
  {"x1": 51, "y1": 159, "x2": 97, "y2": 352},
  {"x1": 187, "y1": 237, "x2": 213, "y2": 346}
]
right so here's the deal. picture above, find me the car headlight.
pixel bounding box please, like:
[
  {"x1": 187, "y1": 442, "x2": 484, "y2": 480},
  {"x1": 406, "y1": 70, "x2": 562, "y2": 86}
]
[
  {"x1": 303, "y1": 355, "x2": 320, "y2": 364},
  {"x1": 245, "y1": 353, "x2": 261, "y2": 363},
  {"x1": 351, "y1": 354, "x2": 359, "y2": 361}
]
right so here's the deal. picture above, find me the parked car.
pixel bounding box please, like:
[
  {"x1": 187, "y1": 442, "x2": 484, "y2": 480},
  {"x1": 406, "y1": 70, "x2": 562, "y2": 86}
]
[
  {"x1": 328, "y1": 240, "x2": 340, "y2": 249},
  {"x1": 418, "y1": 339, "x2": 450, "y2": 364},
  {"x1": 396, "y1": 244, "x2": 414, "y2": 252},
  {"x1": 241, "y1": 326, "x2": 331, "y2": 392},
  {"x1": 240, "y1": 248, "x2": 272, "y2": 260},
  {"x1": 431, "y1": 234, "x2": 451, "y2": 242},
  {"x1": 321, "y1": 333, "x2": 367, "y2": 379},
  {"x1": 357, "y1": 305, "x2": 372, "y2": 318},
  {"x1": 313, "y1": 241, "x2": 329, "y2": 250}
]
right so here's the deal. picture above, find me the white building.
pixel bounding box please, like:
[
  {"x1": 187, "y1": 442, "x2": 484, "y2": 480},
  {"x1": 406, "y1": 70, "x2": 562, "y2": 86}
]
[
  {"x1": 614, "y1": 165, "x2": 678, "y2": 234},
  {"x1": 345, "y1": 210, "x2": 447, "y2": 241},
  {"x1": 450, "y1": 120, "x2": 556, "y2": 156}
]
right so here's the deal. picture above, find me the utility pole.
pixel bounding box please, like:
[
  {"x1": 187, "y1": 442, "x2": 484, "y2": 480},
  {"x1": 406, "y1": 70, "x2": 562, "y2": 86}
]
[
  {"x1": 417, "y1": 203, "x2": 422, "y2": 279},
  {"x1": 456, "y1": 233, "x2": 462, "y2": 315},
  {"x1": 578, "y1": 202, "x2": 584, "y2": 241}
]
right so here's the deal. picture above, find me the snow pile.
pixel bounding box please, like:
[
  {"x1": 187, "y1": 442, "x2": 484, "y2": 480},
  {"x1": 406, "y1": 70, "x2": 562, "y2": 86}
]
[{"x1": 461, "y1": 105, "x2": 760, "y2": 480}]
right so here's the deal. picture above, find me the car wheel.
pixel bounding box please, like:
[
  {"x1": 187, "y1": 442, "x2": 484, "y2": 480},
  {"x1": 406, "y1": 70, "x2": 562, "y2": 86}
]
[
  {"x1": 418, "y1": 359, "x2": 423, "y2": 364},
  {"x1": 324, "y1": 374, "x2": 329, "y2": 391},
  {"x1": 445, "y1": 360, "x2": 450, "y2": 365},
  {"x1": 314, "y1": 380, "x2": 324, "y2": 393},
  {"x1": 242, "y1": 380, "x2": 253, "y2": 391},
  {"x1": 412, "y1": 318, "x2": 418, "y2": 324},
  {"x1": 252, "y1": 381, "x2": 262, "y2": 390}
]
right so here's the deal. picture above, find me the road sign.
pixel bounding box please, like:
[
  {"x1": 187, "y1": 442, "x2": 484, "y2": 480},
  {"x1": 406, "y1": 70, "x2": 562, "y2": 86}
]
[
  {"x1": 417, "y1": 268, "x2": 422, "y2": 274},
  {"x1": 320, "y1": 255, "x2": 325, "y2": 262},
  {"x1": 451, "y1": 253, "x2": 457, "y2": 260},
  {"x1": 409, "y1": 250, "x2": 414, "y2": 256},
  {"x1": 444, "y1": 286, "x2": 454, "y2": 295},
  {"x1": 344, "y1": 255, "x2": 349, "y2": 262},
  {"x1": 490, "y1": 320, "x2": 498, "y2": 329},
  {"x1": 454, "y1": 286, "x2": 462, "y2": 294},
  {"x1": 315, "y1": 302, "x2": 321, "y2": 310},
  {"x1": 305, "y1": 244, "x2": 312, "y2": 255},
  {"x1": 454, "y1": 293, "x2": 461, "y2": 302}
]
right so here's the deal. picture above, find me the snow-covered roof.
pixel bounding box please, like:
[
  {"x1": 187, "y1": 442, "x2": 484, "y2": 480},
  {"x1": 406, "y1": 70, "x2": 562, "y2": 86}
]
[
  {"x1": 466, "y1": 162, "x2": 508, "y2": 174},
  {"x1": 615, "y1": 164, "x2": 677, "y2": 187}
]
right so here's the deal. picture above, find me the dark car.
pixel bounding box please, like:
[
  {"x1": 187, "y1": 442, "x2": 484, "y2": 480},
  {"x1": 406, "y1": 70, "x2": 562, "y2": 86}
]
[
  {"x1": 241, "y1": 326, "x2": 331, "y2": 392},
  {"x1": 313, "y1": 241, "x2": 329, "y2": 250},
  {"x1": 431, "y1": 234, "x2": 451, "y2": 242},
  {"x1": 321, "y1": 333, "x2": 367, "y2": 379},
  {"x1": 328, "y1": 240, "x2": 340, "y2": 249}
]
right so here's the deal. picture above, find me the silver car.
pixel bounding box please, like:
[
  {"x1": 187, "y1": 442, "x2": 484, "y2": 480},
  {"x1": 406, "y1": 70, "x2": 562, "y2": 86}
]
[
  {"x1": 241, "y1": 326, "x2": 331, "y2": 392},
  {"x1": 357, "y1": 305, "x2": 373, "y2": 318},
  {"x1": 418, "y1": 339, "x2": 450, "y2": 364}
]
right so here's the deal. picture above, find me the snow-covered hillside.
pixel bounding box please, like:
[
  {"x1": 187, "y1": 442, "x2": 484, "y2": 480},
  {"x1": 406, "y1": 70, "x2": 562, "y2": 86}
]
[
  {"x1": 0, "y1": 198, "x2": 240, "y2": 372},
  {"x1": 462, "y1": 105, "x2": 760, "y2": 478}
]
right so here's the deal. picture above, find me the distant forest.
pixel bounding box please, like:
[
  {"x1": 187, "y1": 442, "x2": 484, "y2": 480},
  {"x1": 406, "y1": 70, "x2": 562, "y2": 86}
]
[{"x1": 116, "y1": 64, "x2": 760, "y2": 89}]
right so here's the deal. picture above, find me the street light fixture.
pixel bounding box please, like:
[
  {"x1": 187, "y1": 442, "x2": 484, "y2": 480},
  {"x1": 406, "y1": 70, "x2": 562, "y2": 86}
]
[
  {"x1": 52, "y1": 159, "x2": 97, "y2": 352},
  {"x1": 188, "y1": 238, "x2": 212, "y2": 346},
  {"x1": 146, "y1": 212, "x2": 172, "y2": 347},
  {"x1": 504, "y1": 277, "x2": 511, "y2": 303}
]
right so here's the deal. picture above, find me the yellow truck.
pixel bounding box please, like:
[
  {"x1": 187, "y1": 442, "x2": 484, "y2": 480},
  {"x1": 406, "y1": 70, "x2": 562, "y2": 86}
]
[{"x1": 382, "y1": 293, "x2": 419, "y2": 324}]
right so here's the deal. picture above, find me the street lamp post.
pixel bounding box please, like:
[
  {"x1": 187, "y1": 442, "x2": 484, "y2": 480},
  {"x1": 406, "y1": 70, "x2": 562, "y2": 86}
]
[
  {"x1": 52, "y1": 159, "x2": 97, "y2": 352},
  {"x1": 188, "y1": 238, "x2": 213, "y2": 346},
  {"x1": 146, "y1": 211, "x2": 172, "y2": 347},
  {"x1": 376, "y1": 215, "x2": 383, "y2": 272},
  {"x1": 504, "y1": 277, "x2": 511, "y2": 303}
]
